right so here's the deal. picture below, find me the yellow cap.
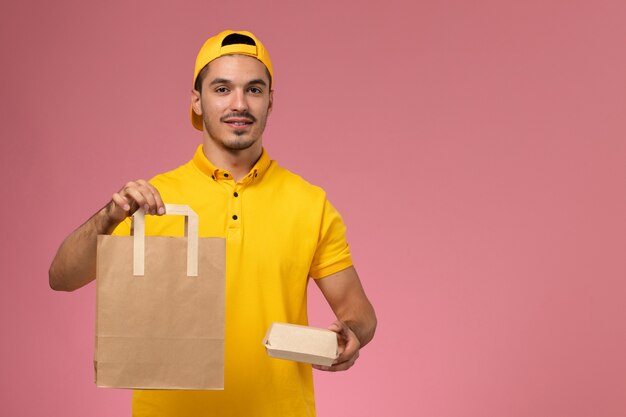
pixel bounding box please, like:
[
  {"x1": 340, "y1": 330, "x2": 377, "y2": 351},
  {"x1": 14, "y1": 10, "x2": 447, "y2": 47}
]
[{"x1": 191, "y1": 30, "x2": 274, "y2": 130}]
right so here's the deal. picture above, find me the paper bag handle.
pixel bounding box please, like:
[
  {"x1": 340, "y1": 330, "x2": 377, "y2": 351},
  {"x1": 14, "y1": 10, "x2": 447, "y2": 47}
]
[{"x1": 131, "y1": 204, "x2": 199, "y2": 277}]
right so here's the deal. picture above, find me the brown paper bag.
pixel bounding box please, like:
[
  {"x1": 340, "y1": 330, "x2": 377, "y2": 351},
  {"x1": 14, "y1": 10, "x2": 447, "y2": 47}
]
[{"x1": 95, "y1": 204, "x2": 225, "y2": 390}]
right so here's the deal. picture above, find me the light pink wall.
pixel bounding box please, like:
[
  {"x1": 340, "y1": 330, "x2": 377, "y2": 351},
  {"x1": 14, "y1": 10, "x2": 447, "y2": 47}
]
[{"x1": 1, "y1": 0, "x2": 625, "y2": 416}]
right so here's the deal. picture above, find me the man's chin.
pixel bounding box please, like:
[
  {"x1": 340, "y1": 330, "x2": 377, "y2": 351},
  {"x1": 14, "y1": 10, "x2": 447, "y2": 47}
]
[{"x1": 223, "y1": 137, "x2": 257, "y2": 151}]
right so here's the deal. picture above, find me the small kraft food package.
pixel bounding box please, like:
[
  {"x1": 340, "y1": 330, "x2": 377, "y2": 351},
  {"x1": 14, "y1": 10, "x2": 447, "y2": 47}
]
[{"x1": 263, "y1": 322, "x2": 338, "y2": 366}]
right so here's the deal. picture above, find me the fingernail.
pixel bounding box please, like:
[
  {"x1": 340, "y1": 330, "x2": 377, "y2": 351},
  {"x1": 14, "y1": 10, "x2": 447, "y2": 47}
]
[
  {"x1": 144, "y1": 204, "x2": 149, "y2": 211},
  {"x1": 158, "y1": 207, "x2": 165, "y2": 215},
  {"x1": 123, "y1": 204, "x2": 130, "y2": 211}
]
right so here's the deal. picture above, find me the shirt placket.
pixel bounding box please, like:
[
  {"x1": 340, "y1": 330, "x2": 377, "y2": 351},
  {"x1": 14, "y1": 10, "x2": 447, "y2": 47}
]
[
  {"x1": 228, "y1": 179, "x2": 243, "y2": 241},
  {"x1": 216, "y1": 169, "x2": 256, "y2": 241}
]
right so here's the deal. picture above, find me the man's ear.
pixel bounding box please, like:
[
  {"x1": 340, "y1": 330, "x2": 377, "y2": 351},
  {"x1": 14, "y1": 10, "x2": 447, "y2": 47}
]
[{"x1": 191, "y1": 89, "x2": 202, "y2": 116}]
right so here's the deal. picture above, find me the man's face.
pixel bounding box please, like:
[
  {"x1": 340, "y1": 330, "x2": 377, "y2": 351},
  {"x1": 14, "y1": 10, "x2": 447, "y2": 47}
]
[{"x1": 192, "y1": 54, "x2": 273, "y2": 152}]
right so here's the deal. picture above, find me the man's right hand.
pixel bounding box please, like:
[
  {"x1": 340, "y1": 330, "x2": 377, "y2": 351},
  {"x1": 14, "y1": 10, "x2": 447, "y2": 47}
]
[
  {"x1": 49, "y1": 179, "x2": 165, "y2": 291},
  {"x1": 108, "y1": 179, "x2": 166, "y2": 222}
]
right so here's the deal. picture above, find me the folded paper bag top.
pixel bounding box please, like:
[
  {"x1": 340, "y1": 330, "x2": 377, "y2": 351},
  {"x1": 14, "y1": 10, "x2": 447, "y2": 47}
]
[{"x1": 263, "y1": 322, "x2": 339, "y2": 367}]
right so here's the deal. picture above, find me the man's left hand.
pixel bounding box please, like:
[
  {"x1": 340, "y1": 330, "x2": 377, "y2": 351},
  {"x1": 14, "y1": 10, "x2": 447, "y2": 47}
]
[{"x1": 313, "y1": 320, "x2": 360, "y2": 372}]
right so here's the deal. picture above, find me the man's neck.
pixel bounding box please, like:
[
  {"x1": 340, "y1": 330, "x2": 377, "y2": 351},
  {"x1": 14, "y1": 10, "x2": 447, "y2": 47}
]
[{"x1": 202, "y1": 139, "x2": 263, "y2": 182}]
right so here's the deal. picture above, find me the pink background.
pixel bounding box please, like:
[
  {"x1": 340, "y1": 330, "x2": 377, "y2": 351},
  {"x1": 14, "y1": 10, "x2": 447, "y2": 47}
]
[{"x1": 2, "y1": 0, "x2": 625, "y2": 416}]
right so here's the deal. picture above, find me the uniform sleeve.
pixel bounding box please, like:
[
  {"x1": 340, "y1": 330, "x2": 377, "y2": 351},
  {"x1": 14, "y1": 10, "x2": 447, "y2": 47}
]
[{"x1": 309, "y1": 199, "x2": 353, "y2": 279}]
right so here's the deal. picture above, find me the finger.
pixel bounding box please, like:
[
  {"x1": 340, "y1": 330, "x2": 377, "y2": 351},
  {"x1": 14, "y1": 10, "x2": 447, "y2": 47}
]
[
  {"x1": 111, "y1": 192, "x2": 131, "y2": 212},
  {"x1": 132, "y1": 180, "x2": 164, "y2": 215},
  {"x1": 334, "y1": 338, "x2": 358, "y2": 364},
  {"x1": 328, "y1": 321, "x2": 351, "y2": 347},
  {"x1": 334, "y1": 349, "x2": 360, "y2": 370},
  {"x1": 144, "y1": 181, "x2": 166, "y2": 215},
  {"x1": 122, "y1": 186, "x2": 150, "y2": 213},
  {"x1": 107, "y1": 192, "x2": 134, "y2": 222},
  {"x1": 133, "y1": 180, "x2": 159, "y2": 214},
  {"x1": 329, "y1": 356, "x2": 358, "y2": 371},
  {"x1": 327, "y1": 321, "x2": 343, "y2": 334},
  {"x1": 314, "y1": 350, "x2": 360, "y2": 372},
  {"x1": 120, "y1": 180, "x2": 161, "y2": 215}
]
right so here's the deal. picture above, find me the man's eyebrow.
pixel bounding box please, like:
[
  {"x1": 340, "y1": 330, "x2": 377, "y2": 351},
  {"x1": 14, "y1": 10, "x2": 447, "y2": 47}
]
[
  {"x1": 209, "y1": 78, "x2": 268, "y2": 87},
  {"x1": 247, "y1": 79, "x2": 267, "y2": 87},
  {"x1": 209, "y1": 78, "x2": 232, "y2": 86}
]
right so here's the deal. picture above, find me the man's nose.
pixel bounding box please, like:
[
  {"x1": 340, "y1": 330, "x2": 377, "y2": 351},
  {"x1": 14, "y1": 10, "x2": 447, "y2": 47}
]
[{"x1": 230, "y1": 89, "x2": 248, "y2": 112}]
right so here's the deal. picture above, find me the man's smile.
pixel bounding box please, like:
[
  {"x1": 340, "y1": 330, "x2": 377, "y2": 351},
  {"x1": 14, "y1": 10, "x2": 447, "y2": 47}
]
[{"x1": 221, "y1": 113, "x2": 256, "y2": 129}]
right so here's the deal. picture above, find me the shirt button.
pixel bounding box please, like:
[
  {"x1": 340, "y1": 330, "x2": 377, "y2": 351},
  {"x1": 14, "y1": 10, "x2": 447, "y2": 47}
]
[
  {"x1": 232, "y1": 215, "x2": 238, "y2": 220},
  {"x1": 233, "y1": 192, "x2": 239, "y2": 197}
]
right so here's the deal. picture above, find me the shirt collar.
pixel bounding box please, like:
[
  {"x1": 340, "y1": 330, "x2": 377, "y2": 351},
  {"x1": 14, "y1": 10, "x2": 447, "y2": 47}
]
[{"x1": 192, "y1": 145, "x2": 271, "y2": 184}]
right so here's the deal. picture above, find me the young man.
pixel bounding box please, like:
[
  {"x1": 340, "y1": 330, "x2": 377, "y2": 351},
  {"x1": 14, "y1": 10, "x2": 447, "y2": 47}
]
[{"x1": 49, "y1": 30, "x2": 376, "y2": 417}]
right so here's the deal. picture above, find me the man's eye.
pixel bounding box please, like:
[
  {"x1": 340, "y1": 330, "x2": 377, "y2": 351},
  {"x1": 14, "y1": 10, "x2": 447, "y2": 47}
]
[
  {"x1": 215, "y1": 87, "x2": 229, "y2": 93},
  {"x1": 248, "y1": 87, "x2": 262, "y2": 94}
]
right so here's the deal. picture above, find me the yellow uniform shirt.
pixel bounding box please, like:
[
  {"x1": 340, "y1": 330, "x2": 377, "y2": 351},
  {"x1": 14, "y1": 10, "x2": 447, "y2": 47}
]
[{"x1": 113, "y1": 145, "x2": 352, "y2": 417}]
